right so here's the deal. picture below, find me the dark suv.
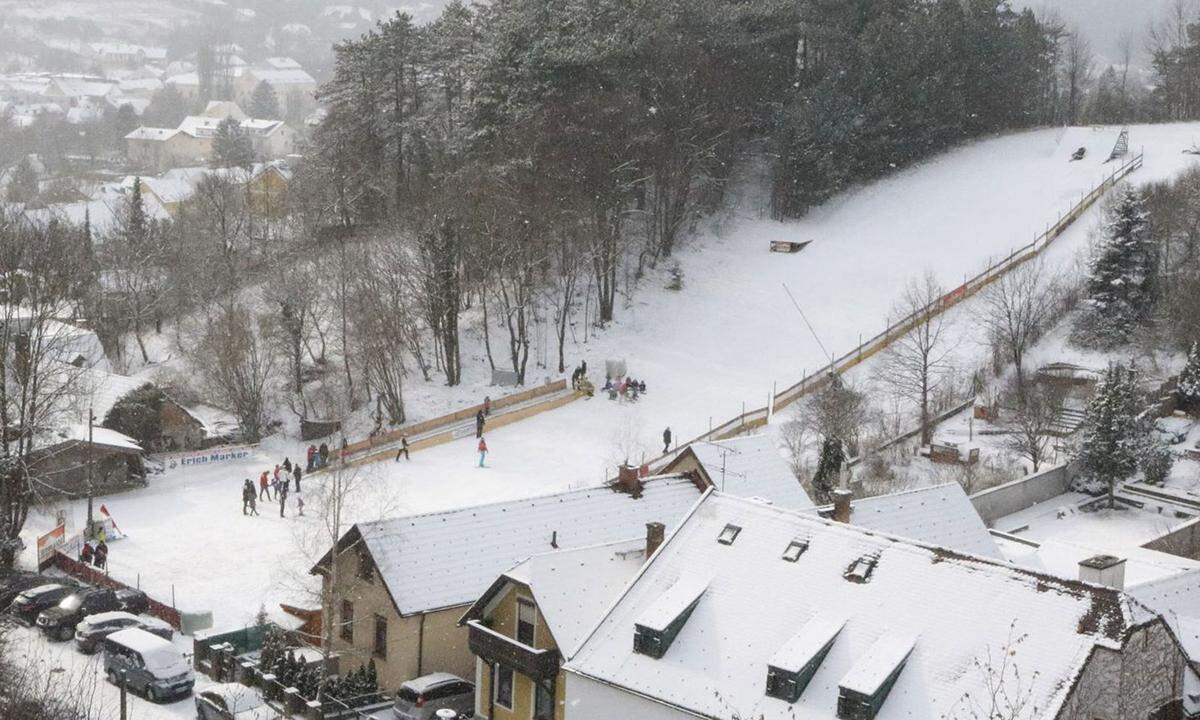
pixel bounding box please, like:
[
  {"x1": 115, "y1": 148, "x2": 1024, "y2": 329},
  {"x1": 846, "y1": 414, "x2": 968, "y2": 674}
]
[
  {"x1": 0, "y1": 572, "x2": 52, "y2": 611},
  {"x1": 8, "y1": 583, "x2": 78, "y2": 626},
  {"x1": 38, "y1": 588, "x2": 121, "y2": 641}
]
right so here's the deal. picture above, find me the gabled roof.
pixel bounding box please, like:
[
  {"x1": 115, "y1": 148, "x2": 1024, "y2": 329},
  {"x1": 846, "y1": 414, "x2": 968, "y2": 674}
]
[
  {"x1": 461, "y1": 538, "x2": 647, "y2": 654},
  {"x1": 318, "y1": 476, "x2": 705, "y2": 616},
  {"x1": 125, "y1": 127, "x2": 177, "y2": 142},
  {"x1": 668, "y1": 434, "x2": 814, "y2": 510},
  {"x1": 1129, "y1": 568, "x2": 1200, "y2": 663},
  {"x1": 821, "y1": 483, "x2": 1001, "y2": 559},
  {"x1": 246, "y1": 67, "x2": 316, "y2": 86},
  {"x1": 566, "y1": 492, "x2": 1161, "y2": 720}
]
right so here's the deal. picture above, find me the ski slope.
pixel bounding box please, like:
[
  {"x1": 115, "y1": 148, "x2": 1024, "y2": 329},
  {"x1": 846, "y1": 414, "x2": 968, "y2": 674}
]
[{"x1": 21, "y1": 122, "x2": 1200, "y2": 630}]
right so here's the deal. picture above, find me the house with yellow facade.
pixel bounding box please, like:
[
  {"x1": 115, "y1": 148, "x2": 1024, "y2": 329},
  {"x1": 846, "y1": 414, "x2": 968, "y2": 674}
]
[
  {"x1": 310, "y1": 476, "x2": 708, "y2": 694},
  {"x1": 458, "y1": 532, "x2": 657, "y2": 720}
]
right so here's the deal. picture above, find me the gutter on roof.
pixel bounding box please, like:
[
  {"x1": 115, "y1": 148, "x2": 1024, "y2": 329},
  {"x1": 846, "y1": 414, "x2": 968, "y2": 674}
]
[{"x1": 563, "y1": 667, "x2": 713, "y2": 720}]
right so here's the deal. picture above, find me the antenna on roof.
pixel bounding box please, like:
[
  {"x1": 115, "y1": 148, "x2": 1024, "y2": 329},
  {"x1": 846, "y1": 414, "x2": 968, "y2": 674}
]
[{"x1": 782, "y1": 283, "x2": 834, "y2": 366}]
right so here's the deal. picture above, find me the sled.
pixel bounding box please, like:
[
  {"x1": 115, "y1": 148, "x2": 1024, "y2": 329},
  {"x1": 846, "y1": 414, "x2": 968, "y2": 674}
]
[
  {"x1": 1069, "y1": 147, "x2": 1086, "y2": 162},
  {"x1": 769, "y1": 240, "x2": 811, "y2": 254}
]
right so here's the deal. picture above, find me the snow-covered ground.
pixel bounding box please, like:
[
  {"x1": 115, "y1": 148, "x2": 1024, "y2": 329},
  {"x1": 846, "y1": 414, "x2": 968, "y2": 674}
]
[{"x1": 21, "y1": 123, "x2": 1200, "y2": 632}]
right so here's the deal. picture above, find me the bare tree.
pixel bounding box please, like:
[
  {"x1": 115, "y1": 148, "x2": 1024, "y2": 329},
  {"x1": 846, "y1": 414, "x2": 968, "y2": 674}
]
[
  {"x1": 977, "y1": 259, "x2": 1057, "y2": 401},
  {"x1": 1062, "y1": 31, "x2": 1094, "y2": 125},
  {"x1": 944, "y1": 621, "x2": 1040, "y2": 720},
  {"x1": 876, "y1": 272, "x2": 957, "y2": 446},
  {"x1": 0, "y1": 213, "x2": 89, "y2": 567},
  {"x1": 193, "y1": 304, "x2": 276, "y2": 442},
  {"x1": 1004, "y1": 380, "x2": 1064, "y2": 474},
  {"x1": 349, "y1": 236, "x2": 414, "y2": 425}
]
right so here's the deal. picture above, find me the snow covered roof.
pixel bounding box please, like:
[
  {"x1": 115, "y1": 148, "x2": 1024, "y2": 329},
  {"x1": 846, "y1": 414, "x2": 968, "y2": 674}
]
[
  {"x1": 264, "y1": 57, "x2": 301, "y2": 70},
  {"x1": 672, "y1": 434, "x2": 814, "y2": 510},
  {"x1": 463, "y1": 538, "x2": 647, "y2": 654},
  {"x1": 325, "y1": 476, "x2": 705, "y2": 615},
  {"x1": 125, "y1": 126, "x2": 177, "y2": 141},
  {"x1": 566, "y1": 492, "x2": 1162, "y2": 720},
  {"x1": 60, "y1": 424, "x2": 143, "y2": 453},
  {"x1": 246, "y1": 67, "x2": 316, "y2": 86},
  {"x1": 826, "y1": 483, "x2": 1002, "y2": 559},
  {"x1": 76, "y1": 365, "x2": 148, "y2": 422},
  {"x1": 1027, "y1": 538, "x2": 1200, "y2": 588},
  {"x1": 1127, "y1": 568, "x2": 1200, "y2": 663}
]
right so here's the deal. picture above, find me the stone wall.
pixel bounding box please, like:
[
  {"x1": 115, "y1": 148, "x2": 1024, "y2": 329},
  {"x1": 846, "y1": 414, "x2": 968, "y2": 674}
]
[{"x1": 969, "y1": 462, "x2": 1074, "y2": 526}]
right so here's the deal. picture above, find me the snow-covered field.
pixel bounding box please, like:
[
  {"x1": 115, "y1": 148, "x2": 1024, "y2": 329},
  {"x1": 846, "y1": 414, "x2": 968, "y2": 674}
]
[{"x1": 20, "y1": 123, "x2": 1200, "y2": 632}]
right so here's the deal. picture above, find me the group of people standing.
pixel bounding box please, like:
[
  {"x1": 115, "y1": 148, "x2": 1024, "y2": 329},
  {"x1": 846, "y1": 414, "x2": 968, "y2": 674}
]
[
  {"x1": 242, "y1": 456, "x2": 305, "y2": 518},
  {"x1": 79, "y1": 538, "x2": 109, "y2": 569}
]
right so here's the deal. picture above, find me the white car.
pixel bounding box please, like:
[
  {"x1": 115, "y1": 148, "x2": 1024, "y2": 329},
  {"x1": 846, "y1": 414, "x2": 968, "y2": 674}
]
[{"x1": 195, "y1": 683, "x2": 274, "y2": 720}]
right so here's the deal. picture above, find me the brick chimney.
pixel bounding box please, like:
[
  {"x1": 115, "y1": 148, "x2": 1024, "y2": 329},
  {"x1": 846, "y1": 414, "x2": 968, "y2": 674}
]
[
  {"x1": 832, "y1": 488, "x2": 853, "y2": 524},
  {"x1": 1078, "y1": 554, "x2": 1125, "y2": 590},
  {"x1": 617, "y1": 464, "x2": 643, "y2": 498},
  {"x1": 645, "y1": 522, "x2": 665, "y2": 557}
]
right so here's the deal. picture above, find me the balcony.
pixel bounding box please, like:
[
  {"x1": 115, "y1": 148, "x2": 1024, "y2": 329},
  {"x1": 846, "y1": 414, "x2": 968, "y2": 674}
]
[{"x1": 467, "y1": 620, "x2": 561, "y2": 681}]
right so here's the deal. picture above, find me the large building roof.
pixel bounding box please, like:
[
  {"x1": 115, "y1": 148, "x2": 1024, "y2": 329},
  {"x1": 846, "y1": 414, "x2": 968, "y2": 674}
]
[
  {"x1": 566, "y1": 492, "x2": 1162, "y2": 720},
  {"x1": 329, "y1": 476, "x2": 706, "y2": 615}
]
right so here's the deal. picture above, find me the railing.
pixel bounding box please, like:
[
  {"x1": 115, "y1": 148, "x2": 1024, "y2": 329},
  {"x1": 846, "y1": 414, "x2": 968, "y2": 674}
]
[
  {"x1": 467, "y1": 620, "x2": 561, "y2": 681},
  {"x1": 649, "y1": 151, "x2": 1144, "y2": 472}
]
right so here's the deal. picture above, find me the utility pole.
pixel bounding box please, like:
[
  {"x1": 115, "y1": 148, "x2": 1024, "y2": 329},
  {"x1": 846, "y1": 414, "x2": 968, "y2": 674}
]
[
  {"x1": 119, "y1": 669, "x2": 128, "y2": 720},
  {"x1": 85, "y1": 406, "x2": 95, "y2": 540}
]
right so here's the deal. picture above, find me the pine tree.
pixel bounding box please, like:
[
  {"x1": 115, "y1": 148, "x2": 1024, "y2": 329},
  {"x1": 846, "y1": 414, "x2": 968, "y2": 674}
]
[
  {"x1": 1179, "y1": 341, "x2": 1200, "y2": 411},
  {"x1": 1073, "y1": 364, "x2": 1141, "y2": 507},
  {"x1": 812, "y1": 436, "x2": 844, "y2": 498},
  {"x1": 258, "y1": 625, "x2": 286, "y2": 674},
  {"x1": 1074, "y1": 185, "x2": 1157, "y2": 348},
  {"x1": 127, "y1": 177, "x2": 147, "y2": 248},
  {"x1": 249, "y1": 80, "x2": 281, "y2": 119},
  {"x1": 212, "y1": 117, "x2": 255, "y2": 168}
]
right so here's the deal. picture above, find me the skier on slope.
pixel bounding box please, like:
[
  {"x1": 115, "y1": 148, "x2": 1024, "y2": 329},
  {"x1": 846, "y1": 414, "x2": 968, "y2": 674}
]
[
  {"x1": 475, "y1": 410, "x2": 486, "y2": 438},
  {"x1": 478, "y1": 437, "x2": 488, "y2": 467}
]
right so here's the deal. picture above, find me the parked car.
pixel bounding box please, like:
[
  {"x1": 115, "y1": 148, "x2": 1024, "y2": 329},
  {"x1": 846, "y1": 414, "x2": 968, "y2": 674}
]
[
  {"x1": 102, "y1": 627, "x2": 194, "y2": 702},
  {"x1": 393, "y1": 673, "x2": 474, "y2": 720},
  {"x1": 38, "y1": 588, "x2": 121, "y2": 641},
  {"x1": 0, "y1": 572, "x2": 53, "y2": 611},
  {"x1": 74, "y1": 611, "x2": 173, "y2": 653},
  {"x1": 8, "y1": 583, "x2": 78, "y2": 626},
  {"x1": 195, "y1": 683, "x2": 273, "y2": 720},
  {"x1": 115, "y1": 588, "x2": 150, "y2": 614}
]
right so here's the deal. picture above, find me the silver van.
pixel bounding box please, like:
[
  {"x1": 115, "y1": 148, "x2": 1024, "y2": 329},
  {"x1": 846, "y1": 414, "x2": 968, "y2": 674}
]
[{"x1": 102, "y1": 627, "x2": 194, "y2": 702}]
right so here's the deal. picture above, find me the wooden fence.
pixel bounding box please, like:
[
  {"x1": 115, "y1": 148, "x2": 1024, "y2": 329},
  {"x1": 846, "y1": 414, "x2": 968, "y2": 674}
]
[
  {"x1": 650, "y1": 152, "x2": 1144, "y2": 471},
  {"x1": 52, "y1": 551, "x2": 182, "y2": 629}
]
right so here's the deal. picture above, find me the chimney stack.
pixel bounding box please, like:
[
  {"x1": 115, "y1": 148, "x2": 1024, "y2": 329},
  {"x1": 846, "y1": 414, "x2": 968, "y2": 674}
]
[
  {"x1": 645, "y1": 522, "x2": 665, "y2": 557},
  {"x1": 617, "y1": 464, "x2": 643, "y2": 498},
  {"x1": 832, "y1": 488, "x2": 853, "y2": 524},
  {"x1": 1078, "y1": 555, "x2": 1125, "y2": 590}
]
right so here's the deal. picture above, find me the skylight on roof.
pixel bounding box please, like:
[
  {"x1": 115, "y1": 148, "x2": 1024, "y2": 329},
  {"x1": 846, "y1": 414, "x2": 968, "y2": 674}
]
[
  {"x1": 844, "y1": 554, "x2": 879, "y2": 583},
  {"x1": 782, "y1": 538, "x2": 809, "y2": 562},
  {"x1": 717, "y1": 524, "x2": 742, "y2": 545}
]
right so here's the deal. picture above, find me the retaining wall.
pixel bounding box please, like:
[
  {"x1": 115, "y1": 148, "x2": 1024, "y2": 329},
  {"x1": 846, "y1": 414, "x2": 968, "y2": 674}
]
[
  {"x1": 1141, "y1": 517, "x2": 1200, "y2": 561},
  {"x1": 969, "y1": 462, "x2": 1074, "y2": 526}
]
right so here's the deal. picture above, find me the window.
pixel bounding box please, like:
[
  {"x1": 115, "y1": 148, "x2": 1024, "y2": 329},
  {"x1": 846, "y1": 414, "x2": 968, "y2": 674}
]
[
  {"x1": 373, "y1": 615, "x2": 387, "y2": 659},
  {"x1": 493, "y1": 665, "x2": 514, "y2": 710},
  {"x1": 782, "y1": 539, "x2": 809, "y2": 562},
  {"x1": 534, "y1": 681, "x2": 554, "y2": 720},
  {"x1": 340, "y1": 601, "x2": 354, "y2": 643},
  {"x1": 717, "y1": 524, "x2": 742, "y2": 545},
  {"x1": 357, "y1": 550, "x2": 374, "y2": 582},
  {"x1": 844, "y1": 555, "x2": 878, "y2": 583},
  {"x1": 517, "y1": 598, "x2": 537, "y2": 646}
]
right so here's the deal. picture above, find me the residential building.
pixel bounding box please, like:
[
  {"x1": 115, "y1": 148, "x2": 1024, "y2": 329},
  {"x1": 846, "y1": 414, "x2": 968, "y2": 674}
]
[
  {"x1": 662, "y1": 434, "x2": 815, "y2": 509},
  {"x1": 124, "y1": 102, "x2": 297, "y2": 171},
  {"x1": 459, "y1": 537, "x2": 650, "y2": 720},
  {"x1": 310, "y1": 476, "x2": 708, "y2": 692},
  {"x1": 30, "y1": 424, "x2": 144, "y2": 498},
  {"x1": 564, "y1": 491, "x2": 1198, "y2": 720}
]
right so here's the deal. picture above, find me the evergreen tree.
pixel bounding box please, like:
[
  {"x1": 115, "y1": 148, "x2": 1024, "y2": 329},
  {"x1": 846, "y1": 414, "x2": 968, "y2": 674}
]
[
  {"x1": 212, "y1": 117, "x2": 255, "y2": 168},
  {"x1": 1179, "y1": 341, "x2": 1200, "y2": 411},
  {"x1": 102, "y1": 383, "x2": 167, "y2": 446},
  {"x1": 249, "y1": 80, "x2": 281, "y2": 119},
  {"x1": 258, "y1": 625, "x2": 286, "y2": 673},
  {"x1": 812, "y1": 436, "x2": 845, "y2": 498},
  {"x1": 127, "y1": 176, "x2": 148, "y2": 248},
  {"x1": 1073, "y1": 364, "x2": 1141, "y2": 507},
  {"x1": 1074, "y1": 184, "x2": 1156, "y2": 348},
  {"x1": 364, "y1": 659, "x2": 378, "y2": 694}
]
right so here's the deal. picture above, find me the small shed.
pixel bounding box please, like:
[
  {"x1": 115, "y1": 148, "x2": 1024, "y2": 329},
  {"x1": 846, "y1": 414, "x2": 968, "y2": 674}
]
[{"x1": 30, "y1": 425, "x2": 144, "y2": 497}]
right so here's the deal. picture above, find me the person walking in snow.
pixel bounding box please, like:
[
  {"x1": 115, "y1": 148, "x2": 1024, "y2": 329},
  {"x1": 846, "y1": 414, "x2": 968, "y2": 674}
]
[
  {"x1": 395, "y1": 436, "x2": 410, "y2": 462},
  {"x1": 80, "y1": 541, "x2": 93, "y2": 564},
  {"x1": 318, "y1": 442, "x2": 329, "y2": 467},
  {"x1": 278, "y1": 483, "x2": 289, "y2": 517},
  {"x1": 259, "y1": 471, "x2": 270, "y2": 501},
  {"x1": 94, "y1": 541, "x2": 108, "y2": 570},
  {"x1": 662, "y1": 427, "x2": 672, "y2": 454},
  {"x1": 306, "y1": 444, "x2": 316, "y2": 472},
  {"x1": 283, "y1": 457, "x2": 291, "y2": 472},
  {"x1": 293, "y1": 463, "x2": 302, "y2": 493},
  {"x1": 475, "y1": 410, "x2": 485, "y2": 439},
  {"x1": 273, "y1": 464, "x2": 282, "y2": 487},
  {"x1": 478, "y1": 437, "x2": 488, "y2": 467},
  {"x1": 483, "y1": 396, "x2": 492, "y2": 416},
  {"x1": 248, "y1": 492, "x2": 259, "y2": 516},
  {"x1": 242, "y1": 479, "x2": 254, "y2": 515}
]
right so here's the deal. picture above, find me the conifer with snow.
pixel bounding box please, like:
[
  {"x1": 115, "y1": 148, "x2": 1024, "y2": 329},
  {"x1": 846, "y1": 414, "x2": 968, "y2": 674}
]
[
  {"x1": 1072, "y1": 363, "x2": 1141, "y2": 506},
  {"x1": 1178, "y1": 341, "x2": 1200, "y2": 411},
  {"x1": 813, "y1": 436, "x2": 844, "y2": 498},
  {"x1": 1073, "y1": 185, "x2": 1157, "y2": 348}
]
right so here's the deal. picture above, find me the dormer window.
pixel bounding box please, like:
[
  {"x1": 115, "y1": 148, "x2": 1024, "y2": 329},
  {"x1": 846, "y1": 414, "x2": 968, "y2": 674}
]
[
  {"x1": 633, "y1": 576, "x2": 709, "y2": 659},
  {"x1": 782, "y1": 539, "x2": 809, "y2": 562},
  {"x1": 844, "y1": 554, "x2": 878, "y2": 583},
  {"x1": 717, "y1": 524, "x2": 742, "y2": 545},
  {"x1": 837, "y1": 633, "x2": 916, "y2": 719},
  {"x1": 766, "y1": 613, "x2": 845, "y2": 703}
]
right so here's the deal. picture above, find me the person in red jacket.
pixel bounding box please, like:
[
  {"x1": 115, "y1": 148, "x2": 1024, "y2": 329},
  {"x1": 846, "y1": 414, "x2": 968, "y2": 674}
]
[
  {"x1": 478, "y1": 437, "x2": 488, "y2": 468},
  {"x1": 259, "y1": 471, "x2": 270, "y2": 501}
]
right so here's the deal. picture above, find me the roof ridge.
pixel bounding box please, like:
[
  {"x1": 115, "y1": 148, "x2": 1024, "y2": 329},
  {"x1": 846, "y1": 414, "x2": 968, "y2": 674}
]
[{"x1": 357, "y1": 474, "x2": 696, "y2": 528}]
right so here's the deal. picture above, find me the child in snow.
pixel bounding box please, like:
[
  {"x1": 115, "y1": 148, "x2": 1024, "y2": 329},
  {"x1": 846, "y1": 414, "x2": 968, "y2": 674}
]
[
  {"x1": 80, "y1": 541, "x2": 93, "y2": 564},
  {"x1": 478, "y1": 437, "x2": 488, "y2": 467}
]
